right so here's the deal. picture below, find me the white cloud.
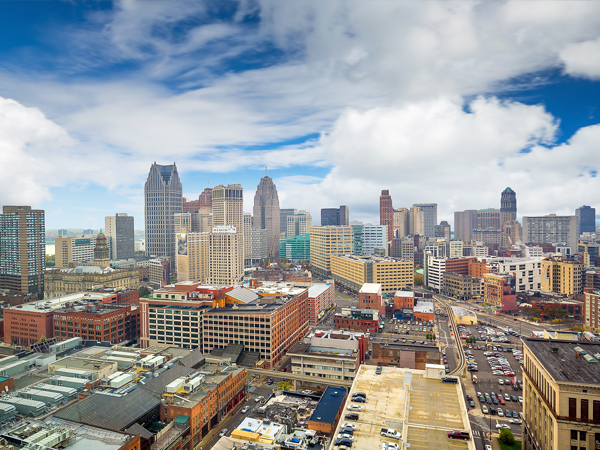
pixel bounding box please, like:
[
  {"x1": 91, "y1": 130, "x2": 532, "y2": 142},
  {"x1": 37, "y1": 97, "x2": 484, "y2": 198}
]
[{"x1": 560, "y1": 38, "x2": 600, "y2": 80}]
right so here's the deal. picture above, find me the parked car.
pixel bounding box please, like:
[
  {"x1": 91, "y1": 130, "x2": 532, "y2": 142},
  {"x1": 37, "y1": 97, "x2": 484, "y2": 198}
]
[
  {"x1": 347, "y1": 404, "x2": 363, "y2": 411},
  {"x1": 447, "y1": 430, "x2": 470, "y2": 440},
  {"x1": 345, "y1": 413, "x2": 359, "y2": 421},
  {"x1": 219, "y1": 429, "x2": 228, "y2": 437},
  {"x1": 241, "y1": 406, "x2": 250, "y2": 413}
]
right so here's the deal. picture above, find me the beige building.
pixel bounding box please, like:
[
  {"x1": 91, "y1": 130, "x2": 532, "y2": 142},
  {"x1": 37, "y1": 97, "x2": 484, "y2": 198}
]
[
  {"x1": 442, "y1": 272, "x2": 481, "y2": 300},
  {"x1": 212, "y1": 184, "x2": 244, "y2": 277},
  {"x1": 309, "y1": 226, "x2": 353, "y2": 277},
  {"x1": 393, "y1": 208, "x2": 410, "y2": 238},
  {"x1": 55, "y1": 235, "x2": 101, "y2": 268},
  {"x1": 176, "y1": 232, "x2": 210, "y2": 283},
  {"x1": 288, "y1": 331, "x2": 363, "y2": 381},
  {"x1": 409, "y1": 206, "x2": 424, "y2": 236},
  {"x1": 44, "y1": 267, "x2": 139, "y2": 298},
  {"x1": 541, "y1": 257, "x2": 584, "y2": 295},
  {"x1": 287, "y1": 210, "x2": 312, "y2": 238},
  {"x1": 331, "y1": 254, "x2": 414, "y2": 295},
  {"x1": 208, "y1": 226, "x2": 241, "y2": 285},
  {"x1": 522, "y1": 338, "x2": 600, "y2": 450},
  {"x1": 401, "y1": 239, "x2": 415, "y2": 261}
]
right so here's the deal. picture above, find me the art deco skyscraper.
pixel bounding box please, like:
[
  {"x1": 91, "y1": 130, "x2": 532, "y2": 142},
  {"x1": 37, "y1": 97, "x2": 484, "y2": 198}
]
[
  {"x1": 212, "y1": 184, "x2": 244, "y2": 275},
  {"x1": 253, "y1": 175, "x2": 280, "y2": 259},
  {"x1": 0, "y1": 206, "x2": 45, "y2": 298},
  {"x1": 500, "y1": 187, "x2": 517, "y2": 229},
  {"x1": 380, "y1": 190, "x2": 394, "y2": 242},
  {"x1": 144, "y1": 162, "x2": 183, "y2": 263}
]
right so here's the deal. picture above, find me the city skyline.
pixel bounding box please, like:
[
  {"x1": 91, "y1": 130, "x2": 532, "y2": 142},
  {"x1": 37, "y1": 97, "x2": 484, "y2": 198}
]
[{"x1": 1, "y1": 2, "x2": 600, "y2": 229}]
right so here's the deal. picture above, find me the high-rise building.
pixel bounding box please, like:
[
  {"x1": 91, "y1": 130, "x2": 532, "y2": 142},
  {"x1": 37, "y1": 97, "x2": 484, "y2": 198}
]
[
  {"x1": 540, "y1": 257, "x2": 584, "y2": 295},
  {"x1": 182, "y1": 187, "x2": 212, "y2": 213},
  {"x1": 55, "y1": 234, "x2": 103, "y2": 268},
  {"x1": 287, "y1": 210, "x2": 312, "y2": 238},
  {"x1": 360, "y1": 224, "x2": 387, "y2": 255},
  {"x1": 279, "y1": 233, "x2": 310, "y2": 262},
  {"x1": 500, "y1": 187, "x2": 517, "y2": 228},
  {"x1": 434, "y1": 221, "x2": 451, "y2": 239},
  {"x1": 208, "y1": 226, "x2": 241, "y2": 285},
  {"x1": 58, "y1": 229, "x2": 68, "y2": 237},
  {"x1": 454, "y1": 210, "x2": 478, "y2": 243},
  {"x1": 522, "y1": 214, "x2": 579, "y2": 250},
  {"x1": 252, "y1": 175, "x2": 280, "y2": 259},
  {"x1": 0, "y1": 206, "x2": 45, "y2": 299},
  {"x1": 576, "y1": 205, "x2": 596, "y2": 235},
  {"x1": 393, "y1": 208, "x2": 409, "y2": 239},
  {"x1": 144, "y1": 162, "x2": 183, "y2": 263},
  {"x1": 380, "y1": 190, "x2": 394, "y2": 242},
  {"x1": 413, "y1": 203, "x2": 437, "y2": 237},
  {"x1": 104, "y1": 213, "x2": 134, "y2": 260},
  {"x1": 212, "y1": 184, "x2": 244, "y2": 275},
  {"x1": 310, "y1": 226, "x2": 353, "y2": 277},
  {"x1": 477, "y1": 208, "x2": 501, "y2": 230},
  {"x1": 176, "y1": 231, "x2": 210, "y2": 283},
  {"x1": 280, "y1": 208, "x2": 298, "y2": 235},
  {"x1": 321, "y1": 206, "x2": 349, "y2": 226},
  {"x1": 409, "y1": 206, "x2": 424, "y2": 236},
  {"x1": 243, "y1": 213, "x2": 252, "y2": 266}
]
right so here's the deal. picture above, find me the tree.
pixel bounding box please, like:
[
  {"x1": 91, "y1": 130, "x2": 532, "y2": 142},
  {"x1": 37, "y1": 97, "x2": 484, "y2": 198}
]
[
  {"x1": 498, "y1": 428, "x2": 515, "y2": 445},
  {"x1": 139, "y1": 286, "x2": 151, "y2": 298},
  {"x1": 414, "y1": 274, "x2": 424, "y2": 286},
  {"x1": 45, "y1": 255, "x2": 55, "y2": 267},
  {"x1": 278, "y1": 381, "x2": 292, "y2": 391}
]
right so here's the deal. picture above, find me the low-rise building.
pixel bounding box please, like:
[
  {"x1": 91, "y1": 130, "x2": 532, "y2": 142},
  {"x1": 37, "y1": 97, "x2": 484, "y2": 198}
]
[
  {"x1": 450, "y1": 305, "x2": 478, "y2": 325},
  {"x1": 585, "y1": 289, "x2": 600, "y2": 329},
  {"x1": 307, "y1": 283, "x2": 335, "y2": 325},
  {"x1": 308, "y1": 386, "x2": 348, "y2": 435},
  {"x1": 358, "y1": 283, "x2": 384, "y2": 316},
  {"x1": 393, "y1": 291, "x2": 415, "y2": 310},
  {"x1": 483, "y1": 273, "x2": 517, "y2": 312},
  {"x1": 413, "y1": 301, "x2": 434, "y2": 322},
  {"x1": 442, "y1": 272, "x2": 481, "y2": 300},
  {"x1": 522, "y1": 338, "x2": 600, "y2": 450},
  {"x1": 371, "y1": 342, "x2": 440, "y2": 369},
  {"x1": 333, "y1": 307, "x2": 379, "y2": 332},
  {"x1": 541, "y1": 257, "x2": 584, "y2": 295}
]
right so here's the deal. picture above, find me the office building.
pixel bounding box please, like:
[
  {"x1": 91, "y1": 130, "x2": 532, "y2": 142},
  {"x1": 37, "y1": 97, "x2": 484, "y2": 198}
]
[
  {"x1": 58, "y1": 229, "x2": 68, "y2": 237},
  {"x1": 279, "y1": 233, "x2": 310, "y2": 262},
  {"x1": 361, "y1": 224, "x2": 387, "y2": 255},
  {"x1": 207, "y1": 226, "x2": 241, "y2": 285},
  {"x1": 523, "y1": 214, "x2": 579, "y2": 250},
  {"x1": 483, "y1": 273, "x2": 517, "y2": 311},
  {"x1": 286, "y1": 210, "x2": 312, "y2": 238},
  {"x1": 144, "y1": 163, "x2": 183, "y2": 263},
  {"x1": 54, "y1": 234, "x2": 103, "y2": 268},
  {"x1": 522, "y1": 338, "x2": 600, "y2": 450},
  {"x1": 148, "y1": 258, "x2": 170, "y2": 289},
  {"x1": 202, "y1": 285, "x2": 309, "y2": 367},
  {"x1": 321, "y1": 206, "x2": 349, "y2": 226},
  {"x1": 393, "y1": 207, "x2": 409, "y2": 239},
  {"x1": 243, "y1": 212, "x2": 252, "y2": 266},
  {"x1": 454, "y1": 209, "x2": 478, "y2": 243},
  {"x1": 500, "y1": 187, "x2": 517, "y2": 228},
  {"x1": 44, "y1": 264, "x2": 139, "y2": 298},
  {"x1": 434, "y1": 221, "x2": 451, "y2": 240},
  {"x1": 380, "y1": 190, "x2": 394, "y2": 242},
  {"x1": 331, "y1": 255, "x2": 414, "y2": 295},
  {"x1": 0, "y1": 206, "x2": 45, "y2": 299},
  {"x1": 251, "y1": 228, "x2": 268, "y2": 263},
  {"x1": 477, "y1": 208, "x2": 501, "y2": 230},
  {"x1": 310, "y1": 226, "x2": 353, "y2": 277},
  {"x1": 279, "y1": 208, "x2": 297, "y2": 234},
  {"x1": 576, "y1": 205, "x2": 596, "y2": 236},
  {"x1": 541, "y1": 257, "x2": 584, "y2": 295},
  {"x1": 442, "y1": 272, "x2": 481, "y2": 300},
  {"x1": 409, "y1": 206, "x2": 425, "y2": 236},
  {"x1": 212, "y1": 184, "x2": 244, "y2": 274},
  {"x1": 182, "y1": 187, "x2": 213, "y2": 213},
  {"x1": 472, "y1": 229, "x2": 503, "y2": 246},
  {"x1": 176, "y1": 231, "x2": 210, "y2": 283},
  {"x1": 487, "y1": 257, "x2": 542, "y2": 292},
  {"x1": 358, "y1": 283, "x2": 384, "y2": 315},
  {"x1": 584, "y1": 289, "x2": 600, "y2": 329},
  {"x1": 307, "y1": 283, "x2": 335, "y2": 325},
  {"x1": 104, "y1": 213, "x2": 134, "y2": 260},
  {"x1": 413, "y1": 203, "x2": 437, "y2": 237},
  {"x1": 252, "y1": 175, "x2": 280, "y2": 259}
]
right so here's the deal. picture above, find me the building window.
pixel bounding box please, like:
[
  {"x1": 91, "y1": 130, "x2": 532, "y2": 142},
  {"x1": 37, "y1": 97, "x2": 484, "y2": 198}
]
[
  {"x1": 593, "y1": 401, "x2": 600, "y2": 421},
  {"x1": 581, "y1": 400, "x2": 589, "y2": 421},
  {"x1": 571, "y1": 430, "x2": 578, "y2": 440},
  {"x1": 580, "y1": 431, "x2": 586, "y2": 441},
  {"x1": 569, "y1": 398, "x2": 577, "y2": 418}
]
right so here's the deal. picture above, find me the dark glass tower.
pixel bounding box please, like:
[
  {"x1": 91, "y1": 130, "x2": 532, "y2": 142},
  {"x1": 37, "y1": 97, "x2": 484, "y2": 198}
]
[
  {"x1": 576, "y1": 205, "x2": 596, "y2": 235},
  {"x1": 500, "y1": 187, "x2": 517, "y2": 228}
]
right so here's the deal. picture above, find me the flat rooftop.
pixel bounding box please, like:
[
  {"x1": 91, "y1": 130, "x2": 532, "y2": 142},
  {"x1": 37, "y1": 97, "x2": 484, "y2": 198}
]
[
  {"x1": 394, "y1": 291, "x2": 415, "y2": 298},
  {"x1": 7, "y1": 292, "x2": 115, "y2": 312},
  {"x1": 524, "y1": 338, "x2": 600, "y2": 384},
  {"x1": 333, "y1": 365, "x2": 474, "y2": 450},
  {"x1": 338, "y1": 255, "x2": 410, "y2": 264},
  {"x1": 359, "y1": 283, "x2": 382, "y2": 294},
  {"x1": 451, "y1": 305, "x2": 476, "y2": 317},
  {"x1": 308, "y1": 284, "x2": 332, "y2": 297},
  {"x1": 414, "y1": 301, "x2": 434, "y2": 314}
]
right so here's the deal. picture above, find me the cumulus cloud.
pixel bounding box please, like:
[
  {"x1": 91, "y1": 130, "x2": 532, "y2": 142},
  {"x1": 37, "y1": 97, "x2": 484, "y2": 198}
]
[{"x1": 560, "y1": 38, "x2": 600, "y2": 80}]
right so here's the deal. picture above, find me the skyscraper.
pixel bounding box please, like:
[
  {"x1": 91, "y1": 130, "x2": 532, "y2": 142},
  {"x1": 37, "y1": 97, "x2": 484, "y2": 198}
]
[
  {"x1": 144, "y1": 162, "x2": 183, "y2": 263},
  {"x1": 409, "y1": 206, "x2": 425, "y2": 236},
  {"x1": 280, "y1": 208, "x2": 298, "y2": 235},
  {"x1": 413, "y1": 203, "x2": 437, "y2": 237},
  {"x1": 287, "y1": 210, "x2": 313, "y2": 238},
  {"x1": 253, "y1": 175, "x2": 280, "y2": 259},
  {"x1": 576, "y1": 205, "x2": 596, "y2": 235},
  {"x1": 500, "y1": 187, "x2": 517, "y2": 228},
  {"x1": 454, "y1": 210, "x2": 478, "y2": 243},
  {"x1": 321, "y1": 206, "x2": 350, "y2": 226},
  {"x1": 0, "y1": 206, "x2": 45, "y2": 298},
  {"x1": 522, "y1": 214, "x2": 578, "y2": 250},
  {"x1": 105, "y1": 213, "x2": 134, "y2": 259},
  {"x1": 212, "y1": 184, "x2": 244, "y2": 276},
  {"x1": 380, "y1": 190, "x2": 394, "y2": 242}
]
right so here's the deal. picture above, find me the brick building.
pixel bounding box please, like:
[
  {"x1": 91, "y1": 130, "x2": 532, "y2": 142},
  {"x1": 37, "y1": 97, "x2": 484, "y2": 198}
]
[
  {"x1": 371, "y1": 342, "x2": 440, "y2": 369},
  {"x1": 333, "y1": 307, "x2": 379, "y2": 332},
  {"x1": 307, "y1": 283, "x2": 335, "y2": 325},
  {"x1": 442, "y1": 272, "x2": 481, "y2": 300},
  {"x1": 483, "y1": 274, "x2": 517, "y2": 312},
  {"x1": 585, "y1": 289, "x2": 600, "y2": 328},
  {"x1": 4, "y1": 291, "x2": 139, "y2": 346},
  {"x1": 358, "y1": 283, "x2": 384, "y2": 316},
  {"x1": 468, "y1": 258, "x2": 489, "y2": 278},
  {"x1": 393, "y1": 291, "x2": 414, "y2": 310},
  {"x1": 413, "y1": 301, "x2": 434, "y2": 322}
]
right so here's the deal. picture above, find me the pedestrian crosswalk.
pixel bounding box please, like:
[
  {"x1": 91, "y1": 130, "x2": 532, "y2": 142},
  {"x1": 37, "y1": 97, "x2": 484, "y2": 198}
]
[{"x1": 472, "y1": 430, "x2": 481, "y2": 437}]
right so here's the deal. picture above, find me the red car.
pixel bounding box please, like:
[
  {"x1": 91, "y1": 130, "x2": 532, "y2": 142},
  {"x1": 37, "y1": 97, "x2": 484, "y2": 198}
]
[{"x1": 447, "y1": 431, "x2": 470, "y2": 440}]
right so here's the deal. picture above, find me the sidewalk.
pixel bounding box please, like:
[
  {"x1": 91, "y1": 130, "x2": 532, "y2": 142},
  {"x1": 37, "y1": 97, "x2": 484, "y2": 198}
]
[{"x1": 194, "y1": 402, "x2": 244, "y2": 450}]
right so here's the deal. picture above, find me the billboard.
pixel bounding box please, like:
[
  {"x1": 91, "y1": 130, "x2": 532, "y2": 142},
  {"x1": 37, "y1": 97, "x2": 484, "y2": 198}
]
[{"x1": 177, "y1": 233, "x2": 187, "y2": 256}]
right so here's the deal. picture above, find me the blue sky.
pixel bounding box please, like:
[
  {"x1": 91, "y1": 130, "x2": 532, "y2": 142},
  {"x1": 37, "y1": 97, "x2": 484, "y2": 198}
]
[{"x1": 1, "y1": 1, "x2": 600, "y2": 230}]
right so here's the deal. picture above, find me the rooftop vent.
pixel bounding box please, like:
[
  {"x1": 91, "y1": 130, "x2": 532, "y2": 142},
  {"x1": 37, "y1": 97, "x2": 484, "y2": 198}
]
[
  {"x1": 574, "y1": 346, "x2": 587, "y2": 355},
  {"x1": 584, "y1": 354, "x2": 598, "y2": 363},
  {"x1": 550, "y1": 347, "x2": 559, "y2": 353}
]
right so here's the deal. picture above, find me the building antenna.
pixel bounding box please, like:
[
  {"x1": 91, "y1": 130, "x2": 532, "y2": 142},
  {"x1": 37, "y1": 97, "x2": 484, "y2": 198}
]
[{"x1": 265, "y1": 166, "x2": 268, "y2": 176}]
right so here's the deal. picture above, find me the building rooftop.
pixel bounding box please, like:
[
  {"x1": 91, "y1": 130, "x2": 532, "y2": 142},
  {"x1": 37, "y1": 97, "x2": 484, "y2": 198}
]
[
  {"x1": 414, "y1": 301, "x2": 434, "y2": 314},
  {"x1": 337, "y1": 255, "x2": 410, "y2": 264},
  {"x1": 451, "y1": 305, "x2": 476, "y2": 317},
  {"x1": 525, "y1": 338, "x2": 600, "y2": 384},
  {"x1": 308, "y1": 284, "x2": 332, "y2": 298},
  {"x1": 359, "y1": 283, "x2": 382, "y2": 294},
  {"x1": 7, "y1": 292, "x2": 117, "y2": 313},
  {"x1": 394, "y1": 291, "x2": 415, "y2": 298},
  {"x1": 309, "y1": 386, "x2": 347, "y2": 424}
]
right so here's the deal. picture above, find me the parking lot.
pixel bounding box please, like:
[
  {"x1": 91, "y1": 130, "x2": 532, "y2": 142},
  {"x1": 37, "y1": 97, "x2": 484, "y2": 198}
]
[
  {"x1": 460, "y1": 324, "x2": 524, "y2": 436},
  {"x1": 378, "y1": 318, "x2": 438, "y2": 346}
]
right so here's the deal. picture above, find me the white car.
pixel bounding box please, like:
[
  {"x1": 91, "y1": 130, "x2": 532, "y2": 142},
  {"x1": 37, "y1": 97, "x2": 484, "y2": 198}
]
[
  {"x1": 485, "y1": 446, "x2": 492, "y2": 450},
  {"x1": 241, "y1": 406, "x2": 250, "y2": 413},
  {"x1": 347, "y1": 404, "x2": 363, "y2": 411},
  {"x1": 341, "y1": 423, "x2": 357, "y2": 430},
  {"x1": 509, "y1": 419, "x2": 522, "y2": 424},
  {"x1": 381, "y1": 444, "x2": 399, "y2": 450},
  {"x1": 496, "y1": 423, "x2": 511, "y2": 429},
  {"x1": 337, "y1": 434, "x2": 354, "y2": 441},
  {"x1": 254, "y1": 396, "x2": 264, "y2": 403},
  {"x1": 219, "y1": 428, "x2": 228, "y2": 437}
]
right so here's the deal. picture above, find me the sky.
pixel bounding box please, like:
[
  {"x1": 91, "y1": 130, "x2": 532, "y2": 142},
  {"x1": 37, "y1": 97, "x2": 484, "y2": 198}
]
[{"x1": 1, "y1": 1, "x2": 600, "y2": 230}]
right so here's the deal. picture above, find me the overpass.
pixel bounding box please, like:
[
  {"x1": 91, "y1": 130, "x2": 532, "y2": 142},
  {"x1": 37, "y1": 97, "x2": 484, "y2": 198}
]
[{"x1": 245, "y1": 368, "x2": 353, "y2": 388}]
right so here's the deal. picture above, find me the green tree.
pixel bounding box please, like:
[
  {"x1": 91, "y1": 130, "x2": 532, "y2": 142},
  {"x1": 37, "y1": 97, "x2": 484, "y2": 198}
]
[
  {"x1": 498, "y1": 428, "x2": 515, "y2": 445},
  {"x1": 414, "y1": 274, "x2": 424, "y2": 286},
  {"x1": 278, "y1": 381, "x2": 293, "y2": 391},
  {"x1": 139, "y1": 286, "x2": 151, "y2": 298},
  {"x1": 45, "y1": 254, "x2": 55, "y2": 267},
  {"x1": 432, "y1": 333, "x2": 436, "y2": 341}
]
